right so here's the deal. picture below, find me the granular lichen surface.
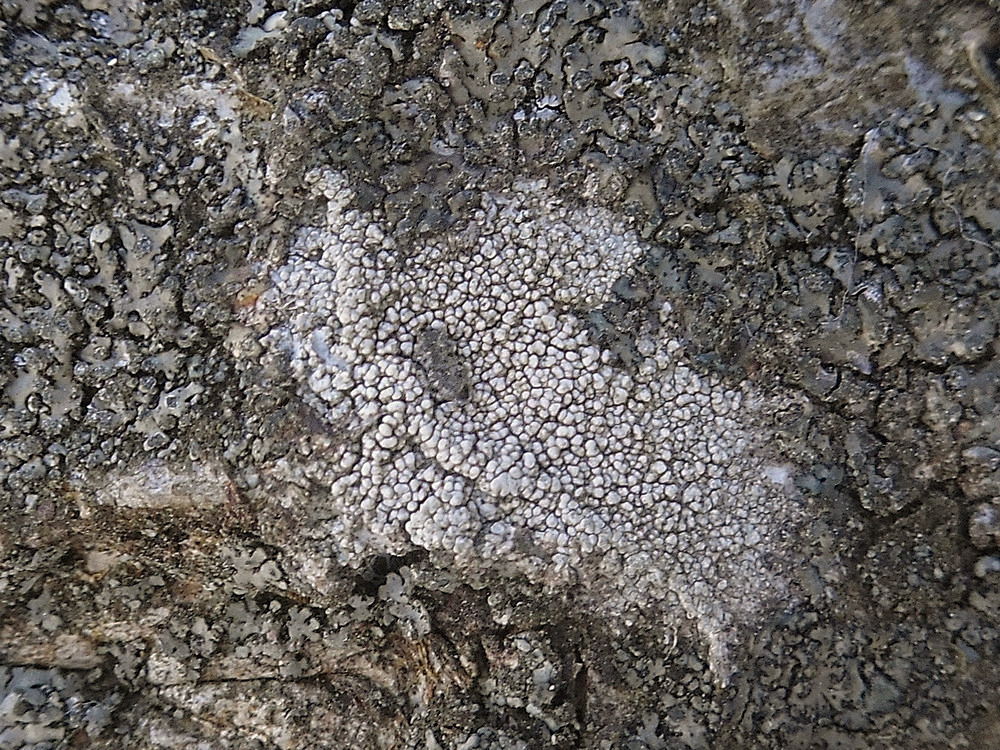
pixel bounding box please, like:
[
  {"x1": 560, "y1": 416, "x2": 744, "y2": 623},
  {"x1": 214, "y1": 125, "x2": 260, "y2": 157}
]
[{"x1": 262, "y1": 171, "x2": 802, "y2": 672}]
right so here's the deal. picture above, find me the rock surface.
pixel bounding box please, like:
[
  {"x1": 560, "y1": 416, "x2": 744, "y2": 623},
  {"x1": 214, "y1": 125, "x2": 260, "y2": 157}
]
[{"x1": 2, "y1": 0, "x2": 999, "y2": 748}]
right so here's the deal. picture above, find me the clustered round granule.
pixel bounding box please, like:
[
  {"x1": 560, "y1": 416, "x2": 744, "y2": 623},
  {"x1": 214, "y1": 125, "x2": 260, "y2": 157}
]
[{"x1": 260, "y1": 171, "x2": 802, "y2": 675}]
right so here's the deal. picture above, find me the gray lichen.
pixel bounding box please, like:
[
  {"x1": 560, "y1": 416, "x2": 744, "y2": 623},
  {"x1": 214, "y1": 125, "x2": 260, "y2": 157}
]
[
  {"x1": 255, "y1": 170, "x2": 804, "y2": 680},
  {"x1": 2, "y1": 0, "x2": 1000, "y2": 747}
]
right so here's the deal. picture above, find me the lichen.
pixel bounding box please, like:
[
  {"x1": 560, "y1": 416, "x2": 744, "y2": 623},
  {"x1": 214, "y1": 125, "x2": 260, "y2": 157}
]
[{"x1": 257, "y1": 170, "x2": 804, "y2": 679}]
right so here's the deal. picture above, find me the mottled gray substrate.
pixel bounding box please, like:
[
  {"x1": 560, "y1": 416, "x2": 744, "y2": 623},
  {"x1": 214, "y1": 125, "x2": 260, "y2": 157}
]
[{"x1": 2, "y1": 0, "x2": 1000, "y2": 748}]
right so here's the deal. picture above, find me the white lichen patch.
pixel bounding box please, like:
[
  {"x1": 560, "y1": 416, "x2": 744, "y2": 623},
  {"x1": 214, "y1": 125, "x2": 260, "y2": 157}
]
[
  {"x1": 94, "y1": 459, "x2": 229, "y2": 510},
  {"x1": 259, "y1": 171, "x2": 803, "y2": 679}
]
